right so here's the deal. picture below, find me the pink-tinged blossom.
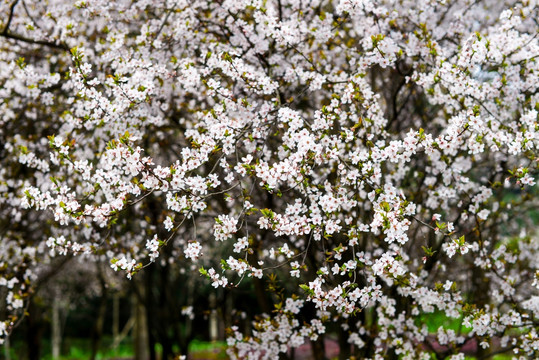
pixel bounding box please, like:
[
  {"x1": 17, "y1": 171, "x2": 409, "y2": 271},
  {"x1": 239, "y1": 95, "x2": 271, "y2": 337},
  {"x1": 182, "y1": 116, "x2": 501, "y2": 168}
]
[
  {"x1": 213, "y1": 215, "x2": 238, "y2": 241},
  {"x1": 145, "y1": 235, "x2": 160, "y2": 262},
  {"x1": 184, "y1": 242, "x2": 202, "y2": 261}
]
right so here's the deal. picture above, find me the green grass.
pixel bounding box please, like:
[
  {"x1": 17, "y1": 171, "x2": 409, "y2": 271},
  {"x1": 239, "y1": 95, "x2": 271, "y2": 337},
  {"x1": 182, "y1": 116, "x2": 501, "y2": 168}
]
[
  {"x1": 416, "y1": 310, "x2": 472, "y2": 334},
  {"x1": 3, "y1": 338, "x2": 230, "y2": 360},
  {"x1": 188, "y1": 340, "x2": 227, "y2": 359},
  {"x1": 4, "y1": 336, "x2": 134, "y2": 360}
]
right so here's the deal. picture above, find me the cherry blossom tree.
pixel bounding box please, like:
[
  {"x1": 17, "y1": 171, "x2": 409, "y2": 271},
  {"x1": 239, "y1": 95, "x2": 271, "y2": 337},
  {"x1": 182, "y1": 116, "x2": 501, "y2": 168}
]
[{"x1": 1, "y1": 0, "x2": 538, "y2": 359}]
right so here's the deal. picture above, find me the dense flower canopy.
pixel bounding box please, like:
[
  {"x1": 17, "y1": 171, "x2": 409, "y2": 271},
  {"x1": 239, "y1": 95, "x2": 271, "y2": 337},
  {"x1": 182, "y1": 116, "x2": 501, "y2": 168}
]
[{"x1": 0, "y1": 0, "x2": 538, "y2": 358}]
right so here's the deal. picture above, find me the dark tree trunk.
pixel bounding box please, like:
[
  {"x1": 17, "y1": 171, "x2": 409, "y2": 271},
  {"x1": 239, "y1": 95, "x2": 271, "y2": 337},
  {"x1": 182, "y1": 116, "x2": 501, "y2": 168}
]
[
  {"x1": 176, "y1": 275, "x2": 194, "y2": 357},
  {"x1": 311, "y1": 335, "x2": 327, "y2": 360},
  {"x1": 133, "y1": 281, "x2": 150, "y2": 360},
  {"x1": 338, "y1": 326, "x2": 351, "y2": 360},
  {"x1": 27, "y1": 300, "x2": 44, "y2": 360},
  {"x1": 159, "y1": 263, "x2": 175, "y2": 360},
  {"x1": 145, "y1": 267, "x2": 157, "y2": 360},
  {"x1": 90, "y1": 272, "x2": 108, "y2": 360}
]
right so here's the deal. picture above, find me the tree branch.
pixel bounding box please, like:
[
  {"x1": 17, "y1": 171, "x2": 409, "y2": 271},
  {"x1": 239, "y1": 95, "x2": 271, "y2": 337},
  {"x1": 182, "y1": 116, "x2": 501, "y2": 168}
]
[
  {"x1": 1, "y1": 0, "x2": 19, "y2": 35},
  {"x1": 0, "y1": 31, "x2": 68, "y2": 51}
]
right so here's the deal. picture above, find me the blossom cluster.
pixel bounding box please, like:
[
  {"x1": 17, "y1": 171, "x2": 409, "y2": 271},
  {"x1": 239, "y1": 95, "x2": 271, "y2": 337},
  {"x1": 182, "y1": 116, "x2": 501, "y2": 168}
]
[{"x1": 0, "y1": 0, "x2": 537, "y2": 358}]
